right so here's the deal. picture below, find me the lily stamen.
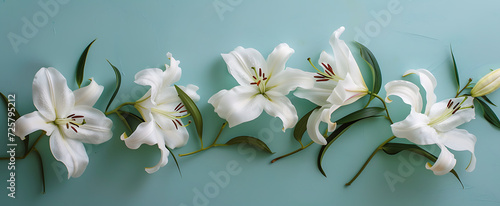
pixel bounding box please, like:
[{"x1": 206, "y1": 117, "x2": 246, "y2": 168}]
[
  {"x1": 55, "y1": 114, "x2": 86, "y2": 133},
  {"x1": 174, "y1": 103, "x2": 183, "y2": 111},
  {"x1": 429, "y1": 97, "x2": 470, "y2": 126},
  {"x1": 181, "y1": 120, "x2": 192, "y2": 127}
]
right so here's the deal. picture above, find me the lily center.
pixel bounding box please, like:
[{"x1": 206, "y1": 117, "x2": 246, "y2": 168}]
[{"x1": 54, "y1": 114, "x2": 86, "y2": 133}]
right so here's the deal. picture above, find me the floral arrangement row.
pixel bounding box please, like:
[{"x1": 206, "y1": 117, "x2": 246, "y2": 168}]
[{"x1": 4, "y1": 26, "x2": 500, "y2": 193}]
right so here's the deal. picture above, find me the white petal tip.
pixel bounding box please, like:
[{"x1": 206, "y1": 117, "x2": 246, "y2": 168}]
[
  {"x1": 333, "y1": 26, "x2": 346, "y2": 37},
  {"x1": 385, "y1": 97, "x2": 393, "y2": 103},
  {"x1": 316, "y1": 138, "x2": 328, "y2": 145},
  {"x1": 145, "y1": 167, "x2": 158, "y2": 174},
  {"x1": 327, "y1": 122, "x2": 337, "y2": 132},
  {"x1": 120, "y1": 133, "x2": 128, "y2": 140}
]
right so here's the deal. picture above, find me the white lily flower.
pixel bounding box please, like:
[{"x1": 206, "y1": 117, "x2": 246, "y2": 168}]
[
  {"x1": 121, "y1": 53, "x2": 200, "y2": 173},
  {"x1": 208, "y1": 43, "x2": 314, "y2": 131},
  {"x1": 385, "y1": 69, "x2": 477, "y2": 175},
  {"x1": 14, "y1": 67, "x2": 112, "y2": 179},
  {"x1": 294, "y1": 26, "x2": 368, "y2": 145}
]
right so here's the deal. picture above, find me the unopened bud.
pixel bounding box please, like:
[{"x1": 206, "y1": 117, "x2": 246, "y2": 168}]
[{"x1": 471, "y1": 68, "x2": 500, "y2": 97}]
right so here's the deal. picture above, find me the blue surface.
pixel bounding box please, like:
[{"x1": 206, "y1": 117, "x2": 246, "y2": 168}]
[{"x1": 1, "y1": 0, "x2": 500, "y2": 205}]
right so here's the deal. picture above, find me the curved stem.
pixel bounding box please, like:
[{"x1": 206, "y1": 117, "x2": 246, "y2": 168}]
[
  {"x1": 116, "y1": 111, "x2": 132, "y2": 133},
  {"x1": 270, "y1": 141, "x2": 314, "y2": 163},
  {"x1": 455, "y1": 78, "x2": 473, "y2": 98},
  {"x1": 179, "y1": 122, "x2": 228, "y2": 157},
  {"x1": 178, "y1": 148, "x2": 206, "y2": 157},
  {"x1": 0, "y1": 132, "x2": 46, "y2": 160},
  {"x1": 178, "y1": 144, "x2": 227, "y2": 157},
  {"x1": 105, "y1": 102, "x2": 135, "y2": 116},
  {"x1": 369, "y1": 92, "x2": 393, "y2": 124},
  {"x1": 364, "y1": 94, "x2": 376, "y2": 109},
  {"x1": 345, "y1": 136, "x2": 396, "y2": 186},
  {"x1": 210, "y1": 122, "x2": 227, "y2": 146}
]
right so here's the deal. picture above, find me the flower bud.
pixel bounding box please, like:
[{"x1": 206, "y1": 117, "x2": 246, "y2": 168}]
[{"x1": 471, "y1": 68, "x2": 500, "y2": 97}]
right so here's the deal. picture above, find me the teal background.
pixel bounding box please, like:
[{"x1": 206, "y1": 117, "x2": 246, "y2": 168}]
[{"x1": 1, "y1": 0, "x2": 500, "y2": 205}]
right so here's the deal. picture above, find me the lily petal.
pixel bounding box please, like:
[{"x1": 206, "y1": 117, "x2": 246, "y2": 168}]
[
  {"x1": 62, "y1": 105, "x2": 113, "y2": 144},
  {"x1": 266, "y1": 67, "x2": 315, "y2": 95},
  {"x1": 404, "y1": 69, "x2": 437, "y2": 115},
  {"x1": 164, "y1": 52, "x2": 183, "y2": 86},
  {"x1": 294, "y1": 77, "x2": 337, "y2": 106},
  {"x1": 429, "y1": 97, "x2": 475, "y2": 133},
  {"x1": 319, "y1": 51, "x2": 348, "y2": 79},
  {"x1": 49, "y1": 130, "x2": 89, "y2": 178},
  {"x1": 155, "y1": 84, "x2": 200, "y2": 105},
  {"x1": 425, "y1": 144, "x2": 457, "y2": 175},
  {"x1": 208, "y1": 86, "x2": 264, "y2": 128},
  {"x1": 33, "y1": 67, "x2": 74, "y2": 120},
  {"x1": 222, "y1": 46, "x2": 267, "y2": 86},
  {"x1": 321, "y1": 104, "x2": 341, "y2": 132},
  {"x1": 440, "y1": 129, "x2": 477, "y2": 172},
  {"x1": 162, "y1": 124, "x2": 189, "y2": 149},
  {"x1": 145, "y1": 138, "x2": 170, "y2": 174},
  {"x1": 263, "y1": 91, "x2": 298, "y2": 131},
  {"x1": 134, "y1": 68, "x2": 165, "y2": 104},
  {"x1": 121, "y1": 123, "x2": 171, "y2": 173},
  {"x1": 330, "y1": 26, "x2": 364, "y2": 87},
  {"x1": 390, "y1": 111, "x2": 440, "y2": 145},
  {"x1": 121, "y1": 121, "x2": 158, "y2": 149},
  {"x1": 14, "y1": 111, "x2": 56, "y2": 139},
  {"x1": 266, "y1": 43, "x2": 294, "y2": 77},
  {"x1": 306, "y1": 108, "x2": 329, "y2": 145},
  {"x1": 327, "y1": 73, "x2": 368, "y2": 106},
  {"x1": 73, "y1": 78, "x2": 104, "y2": 107},
  {"x1": 135, "y1": 95, "x2": 155, "y2": 123},
  {"x1": 385, "y1": 80, "x2": 423, "y2": 113},
  {"x1": 151, "y1": 103, "x2": 190, "y2": 148}
]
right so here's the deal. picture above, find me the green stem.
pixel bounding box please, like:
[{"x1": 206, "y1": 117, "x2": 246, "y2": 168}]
[
  {"x1": 364, "y1": 93, "x2": 376, "y2": 109},
  {"x1": 368, "y1": 92, "x2": 393, "y2": 124},
  {"x1": 0, "y1": 132, "x2": 46, "y2": 160},
  {"x1": 178, "y1": 147, "x2": 207, "y2": 157},
  {"x1": 455, "y1": 78, "x2": 473, "y2": 98},
  {"x1": 210, "y1": 122, "x2": 227, "y2": 146},
  {"x1": 270, "y1": 141, "x2": 314, "y2": 163},
  {"x1": 179, "y1": 122, "x2": 228, "y2": 157},
  {"x1": 116, "y1": 111, "x2": 132, "y2": 133},
  {"x1": 105, "y1": 102, "x2": 135, "y2": 116},
  {"x1": 345, "y1": 136, "x2": 396, "y2": 186},
  {"x1": 178, "y1": 144, "x2": 227, "y2": 157}
]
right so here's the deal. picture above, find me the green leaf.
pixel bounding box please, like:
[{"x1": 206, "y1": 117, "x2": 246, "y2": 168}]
[
  {"x1": 119, "y1": 110, "x2": 144, "y2": 122},
  {"x1": 317, "y1": 112, "x2": 382, "y2": 177},
  {"x1": 475, "y1": 97, "x2": 500, "y2": 128},
  {"x1": 336, "y1": 107, "x2": 385, "y2": 124},
  {"x1": 225, "y1": 136, "x2": 273, "y2": 154},
  {"x1": 317, "y1": 121, "x2": 358, "y2": 177},
  {"x1": 382, "y1": 143, "x2": 463, "y2": 187},
  {"x1": 175, "y1": 85, "x2": 203, "y2": 140},
  {"x1": 450, "y1": 46, "x2": 460, "y2": 91},
  {"x1": 356, "y1": 42, "x2": 382, "y2": 98},
  {"x1": 105, "y1": 60, "x2": 121, "y2": 113},
  {"x1": 116, "y1": 110, "x2": 144, "y2": 133},
  {"x1": 76, "y1": 39, "x2": 96, "y2": 88},
  {"x1": 482, "y1": 95, "x2": 497, "y2": 107},
  {"x1": 294, "y1": 107, "x2": 318, "y2": 143},
  {"x1": 33, "y1": 147, "x2": 46, "y2": 194},
  {"x1": 165, "y1": 146, "x2": 182, "y2": 177},
  {"x1": 115, "y1": 111, "x2": 132, "y2": 133}
]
